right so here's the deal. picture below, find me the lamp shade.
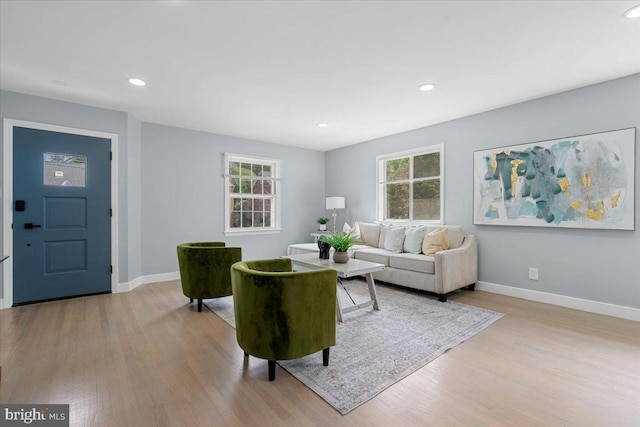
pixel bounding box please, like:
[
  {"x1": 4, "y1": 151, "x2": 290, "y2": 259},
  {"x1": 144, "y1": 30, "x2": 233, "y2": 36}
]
[{"x1": 326, "y1": 196, "x2": 345, "y2": 210}]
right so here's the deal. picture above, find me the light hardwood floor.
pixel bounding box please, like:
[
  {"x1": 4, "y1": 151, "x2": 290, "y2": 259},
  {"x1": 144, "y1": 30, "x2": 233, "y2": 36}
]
[{"x1": 1, "y1": 281, "x2": 638, "y2": 426}]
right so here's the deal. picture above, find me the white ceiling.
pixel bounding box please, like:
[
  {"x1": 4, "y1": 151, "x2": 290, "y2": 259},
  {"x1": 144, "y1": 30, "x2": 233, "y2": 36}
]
[{"x1": 1, "y1": 1, "x2": 639, "y2": 151}]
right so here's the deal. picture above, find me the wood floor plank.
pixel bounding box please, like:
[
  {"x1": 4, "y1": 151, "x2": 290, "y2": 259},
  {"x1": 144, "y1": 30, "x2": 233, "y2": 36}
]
[{"x1": 1, "y1": 281, "x2": 638, "y2": 426}]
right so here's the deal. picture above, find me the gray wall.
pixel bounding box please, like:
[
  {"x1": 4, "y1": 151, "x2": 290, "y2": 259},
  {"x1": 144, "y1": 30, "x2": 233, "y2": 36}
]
[
  {"x1": 126, "y1": 115, "x2": 143, "y2": 281},
  {"x1": 0, "y1": 90, "x2": 132, "y2": 284},
  {"x1": 0, "y1": 90, "x2": 325, "y2": 290},
  {"x1": 3, "y1": 73, "x2": 638, "y2": 309},
  {"x1": 326, "y1": 73, "x2": 640, "y2": 309},
  {"x1": 140, "y1": 122, "x2": 325, "y2": 275}
]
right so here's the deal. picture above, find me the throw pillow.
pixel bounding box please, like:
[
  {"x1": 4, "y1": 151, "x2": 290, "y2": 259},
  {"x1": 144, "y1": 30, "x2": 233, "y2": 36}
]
[
  {"x1": 422, "y1": 227, "x2": 450, "y2": 256},
  {"x1": 378, "y1": 225, "x2": 389, "y2": 248},
  {"x1": 384, "y1": 226, "x2": 406, "y2": 252},
  {"x1": 358, "y1": 222, "x2": 381, "y2": 247},
  {"x1": 426, "y1": 225, "x2": 464, "y2": 249},
  {"x1": 445, "y1": 226, "x2": 464, "y2": 249},
  {"x1": 403, "y1": 225, "x2": 428, "y2": 254},
  {"x1": 343, "y1": 222, "x2": 362, "y2": 242}
]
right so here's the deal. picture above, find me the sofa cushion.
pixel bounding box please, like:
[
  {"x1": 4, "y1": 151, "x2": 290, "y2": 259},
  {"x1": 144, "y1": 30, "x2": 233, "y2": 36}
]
[
  {"x1": 427, "y1": 225, "x2": 464, "y2": 249},
  {"x1": 353, "y1": 248, "x2": 391, "y2": 266},
  {"x1": 403, "y1": 225, "x2": 428, "y2": 254},
  {"x1": 422, "y1": 227, "x2": 450, "y2": 255},
  {"x1": 358, "y1": 222, "x2": 382, "y2": 247},
  {"x1": 389, "y1": 253, "x2": 435, "y2": 274},
  {"x1": 383, "y1": 226, "x2": 405, "y2": 252}
]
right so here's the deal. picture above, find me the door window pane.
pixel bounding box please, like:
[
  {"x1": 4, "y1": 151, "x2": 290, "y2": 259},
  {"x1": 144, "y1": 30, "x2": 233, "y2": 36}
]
[{"x1": 44, "y1": 153, "x2": 86, "y2": 187}]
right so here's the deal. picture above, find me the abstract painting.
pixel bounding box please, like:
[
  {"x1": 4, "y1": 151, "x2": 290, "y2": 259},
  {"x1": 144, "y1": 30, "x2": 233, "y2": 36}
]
[{"x1": 473, "y1": 128, "x2": 635, "y2": 229}]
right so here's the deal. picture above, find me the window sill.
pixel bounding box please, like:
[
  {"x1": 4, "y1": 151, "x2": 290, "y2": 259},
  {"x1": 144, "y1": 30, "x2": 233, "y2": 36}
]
[
  {"x1": 224, "y1": 228, "x2": 282, "y2": 237},
  {"x1": 375, "y1": 220, "x2": 442, "y2": 226}
]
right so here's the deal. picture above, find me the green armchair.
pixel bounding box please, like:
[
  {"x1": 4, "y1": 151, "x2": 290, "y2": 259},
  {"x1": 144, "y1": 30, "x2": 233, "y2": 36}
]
[
  {"x1": 177, "y1": 242, "x2": 242, "y2": 312},
  {"x1": 231, "y1": 258, "x2": 337, "y2": 381}
]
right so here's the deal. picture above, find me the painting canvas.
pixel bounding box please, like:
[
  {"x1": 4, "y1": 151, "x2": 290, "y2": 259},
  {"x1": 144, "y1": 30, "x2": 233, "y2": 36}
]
[{"x1": 473, "y1": 128, "x2": 635, "y2": 230}]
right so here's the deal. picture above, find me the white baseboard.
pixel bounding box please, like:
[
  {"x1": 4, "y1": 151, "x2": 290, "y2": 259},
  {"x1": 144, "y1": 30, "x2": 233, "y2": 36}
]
[
  {"x1": 477, "y1": 281, "x2": 640, "y2": 322},
  {"x1": 117, "y1": 271, "x2": 179, "y2": 293},
  {"x1": 141, "y1": 271, "x2": 180, "y2": 285},
  {"x1": 115, "y1": 277, "x2": 142, "y2": 293},
  {"x1": 110, "y1": 274, "x2": 637, "y2": 322}
]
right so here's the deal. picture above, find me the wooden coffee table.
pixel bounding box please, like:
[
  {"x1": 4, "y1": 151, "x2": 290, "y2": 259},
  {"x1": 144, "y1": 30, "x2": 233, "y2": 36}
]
[{"x1": 286, "y1": 253, "x2": 385, "y2": 322}]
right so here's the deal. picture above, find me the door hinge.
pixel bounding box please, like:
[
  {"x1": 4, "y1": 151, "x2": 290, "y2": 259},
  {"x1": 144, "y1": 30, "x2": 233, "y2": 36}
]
[
  {"x1": 110, "y1": 208, "x2": 113, "y2": 217},
  {"x1": 110, "y1": 151, "x2": 113, "y2": 160},
  {"x1": 110, "y1": 265, "x2": 113, "y2": 274}
]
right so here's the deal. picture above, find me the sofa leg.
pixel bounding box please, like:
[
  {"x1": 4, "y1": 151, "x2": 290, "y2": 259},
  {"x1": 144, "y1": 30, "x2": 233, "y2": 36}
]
[
  {"x1": 244, "y1": 352, "x2": 249, "y2": 357},
  {"x1": 468, "y1": 283, "x2": 476, "y2": 291},
  {"x1": 197, "y1": 299, "x2": 203, "y2": 312},
  {"x1": 268, "y1": 360, "x2": 276, "y2": 381},
  {"x1": 323, "y1": 348, "x2": 330, "y2": 366},
  {"x1": 438, "y1": 294, "x2": 447, "y2": 302},
  {"x1": 190, "y1": 298, "x2": 194, "y2": 303}
]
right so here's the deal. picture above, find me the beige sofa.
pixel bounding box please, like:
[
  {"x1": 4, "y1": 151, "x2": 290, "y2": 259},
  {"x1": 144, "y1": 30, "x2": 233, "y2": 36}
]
[{"x1": 287, "y1": 223, "x2": 477, "y2": 302}]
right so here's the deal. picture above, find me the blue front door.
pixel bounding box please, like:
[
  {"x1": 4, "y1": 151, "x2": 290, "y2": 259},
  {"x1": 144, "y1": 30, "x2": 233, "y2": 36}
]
[{"x1": 13, "y1": 127, "x2": 111, "y2": 305}]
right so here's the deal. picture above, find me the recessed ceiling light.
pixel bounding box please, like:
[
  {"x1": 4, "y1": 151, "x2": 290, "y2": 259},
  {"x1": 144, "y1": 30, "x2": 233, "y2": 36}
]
[
  {"x1": 318, "y1": 123, "x2": 328, "y2": 128},
  {"x1": 128, "y1": 78, "x2": 146, "y2": 86},
  {"x1": 624, "y1": 4, "x2": 640, "y2": 18},
  {"x1": 419, "y1": 83, "x2": 435, "y2": 92}
]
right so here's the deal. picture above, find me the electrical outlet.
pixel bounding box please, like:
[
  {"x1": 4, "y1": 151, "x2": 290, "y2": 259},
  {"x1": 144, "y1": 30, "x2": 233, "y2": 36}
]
[{"x1": 528, "y1": 267, "x2": 539, "y2": 280}]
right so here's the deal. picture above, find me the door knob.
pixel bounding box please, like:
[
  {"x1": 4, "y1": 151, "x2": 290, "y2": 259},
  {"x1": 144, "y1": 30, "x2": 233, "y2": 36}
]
[{"x1": 24, "y1": 223, "x2": 42, "y2": 229}]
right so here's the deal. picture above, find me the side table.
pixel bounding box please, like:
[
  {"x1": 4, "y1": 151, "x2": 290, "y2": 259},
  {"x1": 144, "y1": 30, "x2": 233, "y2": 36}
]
[{"x1": 311, "y1": 231, "x2": 331, "y2": 242}]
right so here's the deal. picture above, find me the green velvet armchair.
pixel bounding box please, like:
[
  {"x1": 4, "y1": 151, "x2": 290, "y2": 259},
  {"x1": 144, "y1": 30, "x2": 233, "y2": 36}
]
[
  {"x1": 230, "y1": 258, "x2": 337, "y2": 381},
  {"x1": 177, "y1": 242, "x2": 242, "y2": 312}
]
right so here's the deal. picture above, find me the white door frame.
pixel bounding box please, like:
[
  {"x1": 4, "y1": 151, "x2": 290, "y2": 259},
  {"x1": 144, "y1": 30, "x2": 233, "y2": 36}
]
[{"x1": 2, "y1": 119, "x2": 119, "y2": 309}]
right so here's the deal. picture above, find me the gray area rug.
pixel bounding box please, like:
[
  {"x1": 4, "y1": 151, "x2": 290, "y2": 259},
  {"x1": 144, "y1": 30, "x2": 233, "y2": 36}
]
[{"x1": 205, "y1": 280, "x2": 503, "y2": 415}]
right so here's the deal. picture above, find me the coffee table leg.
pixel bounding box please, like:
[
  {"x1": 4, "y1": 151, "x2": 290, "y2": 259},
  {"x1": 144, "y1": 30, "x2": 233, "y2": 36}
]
[
  {"x1": 336, "y1": 288, "x2": 344, "y2": 322},
  {"x1": 365, "y1": 273, "x2": 380, "y2": 310}
]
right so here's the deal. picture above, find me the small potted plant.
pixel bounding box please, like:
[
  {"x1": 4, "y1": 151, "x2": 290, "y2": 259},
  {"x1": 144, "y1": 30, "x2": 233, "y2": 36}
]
[
  {"x1": 316, "y1": 217, "x2": 329, "y2": 231},
  {"x1": 320, "y1": 231, "x2": 357, "y2": 263}
]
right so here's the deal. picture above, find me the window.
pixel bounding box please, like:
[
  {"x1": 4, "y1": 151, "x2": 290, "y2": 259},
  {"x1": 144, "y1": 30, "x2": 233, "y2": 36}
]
[
  {"x1": 376, "y1": 144, "x2": 443, "y2": 223},
  {"x1": 224, "y1": 153, "x2": 282, "y2": 235},
  {"x1": 44, "y1": 152, "x2": 87, "y2": 187}
]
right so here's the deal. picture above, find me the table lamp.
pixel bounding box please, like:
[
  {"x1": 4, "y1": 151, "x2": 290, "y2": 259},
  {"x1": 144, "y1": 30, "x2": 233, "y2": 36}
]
[{"x1": 325, "y1": 196, "x2": 345, "y2": 232}]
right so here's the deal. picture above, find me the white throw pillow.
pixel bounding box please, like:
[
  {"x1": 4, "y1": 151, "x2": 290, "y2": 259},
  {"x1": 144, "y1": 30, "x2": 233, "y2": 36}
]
[
  {"x1": 403, "y1": 225, "x2": 428, "y2": 254},
  {"x1": 343, "y1": 222, "x2": 362, "y2": 242},
  {"x1": 357, "y1": 222, "x2": 381, "y2": 247},
  {"x1": 446, "y1": 226, "x2": 464, "y2": 249},
  {"x1": 378, "y1": 225, "x2": 389, "y2": 248},
  {"x1": 384, "y1": 226, "x2": 406, "y2": 253}
]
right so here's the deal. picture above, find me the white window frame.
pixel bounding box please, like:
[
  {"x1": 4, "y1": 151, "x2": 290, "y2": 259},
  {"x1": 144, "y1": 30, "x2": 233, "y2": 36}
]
[
  {"x1": 376, "y1": 144, "x2": 444, "y2": 224},
  {"x1": 224, "y1": 152, "x2": 282, "y2": 236}
]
